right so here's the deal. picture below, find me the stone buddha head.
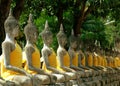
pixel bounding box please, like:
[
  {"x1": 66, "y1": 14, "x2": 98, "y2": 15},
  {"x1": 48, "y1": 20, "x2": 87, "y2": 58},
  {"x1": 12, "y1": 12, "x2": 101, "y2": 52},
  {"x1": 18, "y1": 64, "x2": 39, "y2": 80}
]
[
  {"x1": 57, "y1": 24, "x2": 67, "y2": 47},
  {"x1": 69, "y1": 30, "x2": 78, "y2": 50},
  {"x1": 41, "y1": 21, "x2": 53, "y2": 46},
  {"x1": 4, "y1": 9, "x2": 19, "y2": 38},
  {"x1": 24, "y1": 14, "x2": 38, "y2": 44}
]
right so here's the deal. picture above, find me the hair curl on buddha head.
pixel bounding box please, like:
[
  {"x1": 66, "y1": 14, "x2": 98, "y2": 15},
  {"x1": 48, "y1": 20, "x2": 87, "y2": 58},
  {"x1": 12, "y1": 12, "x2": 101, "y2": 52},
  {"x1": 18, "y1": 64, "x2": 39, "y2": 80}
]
[
  {"x1": 69, "y1": 29, "x2": 78, "y2": 44},
  {"x1": 24, "y1": 14, "x2": 38, "y2": 40},
  {"x1": 40, "y1": 20, "x2": 52, "y2": 40},
  {"x1": 57, "y1": 24, "x2": 66, "y2": 41},
  {"x1": 4, "y1": 9, "x2": 19, "y2": 33}
]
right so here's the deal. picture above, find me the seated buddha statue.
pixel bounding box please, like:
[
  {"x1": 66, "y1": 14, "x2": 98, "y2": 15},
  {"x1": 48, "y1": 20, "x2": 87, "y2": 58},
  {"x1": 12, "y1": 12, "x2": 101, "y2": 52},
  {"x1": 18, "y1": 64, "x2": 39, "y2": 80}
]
[
  {"x1": 105, "y1": 54, "x2": 115, "y2": 74},
  {"x1": 56, "y1": 24, "x2": 80, "y2": 85},
  {"x1": 23, "y1": 14, "x2": 57, "y2": 86},
  {"x1": 114, "y1": 51, "x2": 120, "y2": 69},
  {"x1": 76, "y1": 40, "x2": 93, "y2": 72},
  {"x1": 41, "y1": 21, "x2": 71, "y2": 85},
  {"x1": 93, "y1": 48, "x2": 107, "y2": 70},
  {"x1": 1, "y1": 9, "x2": 32, "y2": 86},
  {"x1": 84, "y1": 47, "x2": 102, "y2": 76},
  {"x1": 68, "y1": 30, "x2": 91, "y2": 78}
]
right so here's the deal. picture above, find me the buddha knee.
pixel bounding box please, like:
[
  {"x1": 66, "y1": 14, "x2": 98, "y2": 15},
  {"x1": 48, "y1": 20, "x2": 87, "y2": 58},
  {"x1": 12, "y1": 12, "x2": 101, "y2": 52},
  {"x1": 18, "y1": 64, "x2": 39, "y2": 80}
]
[
  {"x1": 84, "y1": 72, "x2": 90, "y2": 77},
  {"x1": 5, "y1": 80, "x2": 17, "y2": 86},
  {"x1": 36, "y1": 74, "x2": 57, "y2": 84},
  {"x1": 12, "y1": 75, "x2": 32, "y2": 86},
  {"x1": 52, "y1": 74, "x2": 65, "y2": 83},
  {"x1": 0, "y1": 79, "x2": 6, "y2": 86},
  {"x1": 34, "y1": 74, "x2": 50, "y2": 85},
  {"x1": 79, "y1": 71, "x2": 85, "y2": 77},
  {"x1": 64, "y1": 74, "x2": 71, "y2": 81},
  {"x1": 49, "y1": 74, "x2": 57, "y2": 84},
  {"x1": 18, "y1": 76, "x2": 32, "y2": 86},
  {"x1": 76, "y1": 72, "x2": 81, "y2": 78},
  {"x1": 65, "y1": 72, "x2": 76, "y2": 80}
]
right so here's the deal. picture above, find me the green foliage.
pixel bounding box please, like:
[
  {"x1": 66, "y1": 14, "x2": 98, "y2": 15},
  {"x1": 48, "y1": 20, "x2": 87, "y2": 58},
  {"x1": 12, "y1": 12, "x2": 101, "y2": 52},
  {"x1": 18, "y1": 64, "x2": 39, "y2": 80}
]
[
  {"x1": 80, "y1": 15, "x2": 117, "y2": 50},
  {"x1": 63, "y1": 9, "x2": 74, "y2": 37},
  {"x1": 92, "y1": 0, "x2": 120, "y2": 21},
  {"x1": 34, "y1": 10, "x2": 58, "y2": 50},
  {"x1": 104, "y1": 25, "x2": 115, "y2": 49},
  {"x1": 10, "y1": 0, "x2": 120, "y2": 51}
]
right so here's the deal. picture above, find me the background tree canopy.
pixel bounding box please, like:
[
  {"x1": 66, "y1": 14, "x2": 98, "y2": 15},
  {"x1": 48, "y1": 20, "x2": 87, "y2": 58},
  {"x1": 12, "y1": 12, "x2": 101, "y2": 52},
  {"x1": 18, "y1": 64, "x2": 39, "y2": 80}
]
[{"x1": 0, "y1": 0, "x2": 120, "y2": 54}]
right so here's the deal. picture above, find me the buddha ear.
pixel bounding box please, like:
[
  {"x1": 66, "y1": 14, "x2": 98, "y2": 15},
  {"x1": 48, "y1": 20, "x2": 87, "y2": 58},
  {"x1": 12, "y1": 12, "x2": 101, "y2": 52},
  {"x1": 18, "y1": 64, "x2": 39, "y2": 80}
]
[{"x1": 28, "y1": 13, "x2": 33, "y2": 24}]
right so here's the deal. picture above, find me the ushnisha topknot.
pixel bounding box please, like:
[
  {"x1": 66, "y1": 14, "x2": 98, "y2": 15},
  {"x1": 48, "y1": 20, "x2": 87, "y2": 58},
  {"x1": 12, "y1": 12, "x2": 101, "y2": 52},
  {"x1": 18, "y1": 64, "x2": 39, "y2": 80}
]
[
  {"x1": 41, "y1": 20, "x2": 52, "y2": 39},
  {"x1": 24, "y1": 13, "x2": 38, "y2": 40},
  {"x1": 27, "y1": 13, "x2": 33, "y2": 24},
  {"x1": 4, "y1": 9, "x2": 19, "y2": 33},
  {"x1": 57, "y1": 24, "x2": 66, "y2": 39},
  {"x1": 8, "y1": 9, "x2": 12, "y2": 16},
  {"x1": 69, "y1": 29, "x2": 78, "y2": 43},
  {"x1": 44, "y1": 20, "x2": 50, "y2": 31}
]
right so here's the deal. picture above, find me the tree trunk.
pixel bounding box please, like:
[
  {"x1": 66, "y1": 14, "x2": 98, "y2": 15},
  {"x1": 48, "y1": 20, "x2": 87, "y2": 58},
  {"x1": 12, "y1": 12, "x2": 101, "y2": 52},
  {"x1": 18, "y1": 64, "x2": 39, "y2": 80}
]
[
  {"x1": 73, "y1": 15, "x2": 84, "y2": 36},
  {"x1": 56, "y1": 1, "x2": 63, "y2": 26},
  {"x1": 73, "y1": 0, "x2": 86, "y2": 36},
  {"x1": 0, "y1": 0, "x2": 12, "y2": 54},
  {"x1": 57, "y1": 7, "x2": 63, "y2": 25},
  {"x1": 73, "y1": 0, "x2": 92, "y2": 36},
  {"x1": 0, "y1": 0, "x2": 25, "y2": 54},
  {"x1": 13, "y1": 0, "x2": 25, "y2": 20}
]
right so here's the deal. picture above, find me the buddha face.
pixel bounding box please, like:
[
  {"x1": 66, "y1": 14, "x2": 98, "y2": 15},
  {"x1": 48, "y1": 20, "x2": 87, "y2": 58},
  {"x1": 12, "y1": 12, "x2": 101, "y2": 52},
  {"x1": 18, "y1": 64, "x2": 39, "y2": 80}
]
[
  {"x1": 12, "y1": 25, "x2": 19, "y2": 37},
  {"x1": 31, "y1": 31, "x2": 38, "y2": 43},
  {"x1": 48, "y1": 35, "x2": 53, "y2": 45},
  {"x1": 61, "y1": 36, "x2": 67, "y2": 47},
  {"x1": 44, "y1": 34, "x2": 53, "y2": 46},
  {"x1": 71, "y1": 41, "x2": 77, "y2": 49}
]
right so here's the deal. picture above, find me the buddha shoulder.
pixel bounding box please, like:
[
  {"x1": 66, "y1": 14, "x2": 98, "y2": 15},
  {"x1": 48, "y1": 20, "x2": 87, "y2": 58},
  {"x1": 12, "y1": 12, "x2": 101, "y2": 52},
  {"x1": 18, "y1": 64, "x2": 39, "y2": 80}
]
[
  {"x1": 57, "y1": 47, "x2": 66, "y2": 55},
  {"x1": 2, "y1": 41, "x2": 15, "y2": 51}
]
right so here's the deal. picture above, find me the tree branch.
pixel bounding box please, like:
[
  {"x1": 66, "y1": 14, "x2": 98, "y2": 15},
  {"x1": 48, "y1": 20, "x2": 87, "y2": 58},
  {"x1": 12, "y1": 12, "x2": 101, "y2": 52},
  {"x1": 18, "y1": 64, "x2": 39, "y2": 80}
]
[
  {"x1": 13, "y1": 0, "x2": 25, "y2": 20},
  {"x1": 0, "y1": 0, "x2": 12, "y2": 54},
  {"x1": 73, "y1": 0, "x2": 87, "y2": 35},
  {"x1": 74, "y1": 0, "x2": 81, "y2": 7},
  {"x1": 0, "y1": 0, "x2": 12, "y2": 17},
  {"x1": 83, "y1": 4, "x2": 93, "y2": 20},
  {"x1": 78, "y1": 0, "x2": 87, "y2": 21},
  {"x1": 56, "y1": 1, "x2": 63, "y2": 25}
]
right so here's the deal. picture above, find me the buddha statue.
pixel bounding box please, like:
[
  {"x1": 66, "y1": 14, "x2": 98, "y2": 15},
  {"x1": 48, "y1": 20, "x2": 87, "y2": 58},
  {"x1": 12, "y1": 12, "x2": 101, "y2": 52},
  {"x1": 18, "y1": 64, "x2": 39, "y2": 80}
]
[
  {"x1": 114, "y1": 51, "x2": 120, "y2": 69},
  {"x1": 68, "y1": 30, "x2": 90, "y2": 77},
  {"x1": 23, "y1": 14, "x2": 57, "y2": 86},
  {"x1": 93, "y1": 48, "x2": 106, "y2": 71},
  {"x1": 77, "y1": 38, "x2": 102, "y2": 85},
  {"x1": 76, "y1": 39, "x2": 92, "y2": 71},
  {"x1": 1, "y1": 9, "x2": 32, "y2": 86},
  {"x1": 68, "y1": 30, "x2": 98, "y2": 85},
  {"x1": 105, "y1": 54, "x2": 114, "y2": 73},
  {"x1": 41, "y1": 21, "x2": 72, "y2": 86},
  {"x1": 77, "y1": 40, "x2": 99, "y2": 76},
  {"x1": 78, "y1": 45, "x2": 104, "y2": 86},
  {"x1": 56, "y1": 24, "x2": 80, "y2": 85},
  {"x1": 84, "y1": 46, "x2": 102, "y2": 76},
  {"x1": 106, "y1": 52, "x2": 116, "y2": 73}
]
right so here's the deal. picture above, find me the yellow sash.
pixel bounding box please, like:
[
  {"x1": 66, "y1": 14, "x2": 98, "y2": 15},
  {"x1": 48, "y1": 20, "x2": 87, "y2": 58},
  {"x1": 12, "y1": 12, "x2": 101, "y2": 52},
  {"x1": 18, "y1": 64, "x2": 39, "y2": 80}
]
[
  {"x1": 1, "y1": 43, "x2": 22, "y2": 79},
  {"x1": 93, "y1": 55, "x2": 98, "y2": 66},
  {"x1": 42, "y1": 50, "x2": 57, "y2": 73},
  {"x1": 87, "y1": 53, "x2": 93, "y2": 67},
  {"x1": 72, "y1": 53, "x2": 78, "y2": 67},
  {"x1": 24, "y1": 46, "x2": 41, "y2": 74},
  {"x1": 57, "y1": 51, "x2": 70, "y2": 72}
]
